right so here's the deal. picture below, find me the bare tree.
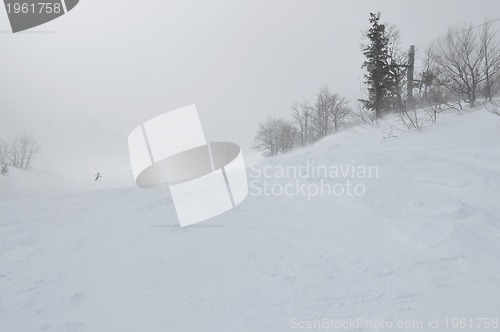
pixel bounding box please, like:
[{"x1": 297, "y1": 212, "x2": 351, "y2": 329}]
[
  {"x1": 0, "y1": 139, "x2": 10, "y2": 166},
  {"x1": 253, "y1": 117, "x2": 297, "y2": 157},
  {"x1": 415, "y1": 47, "x2": 440, "y2": 103},
  {"x1": 330, "y1": 95, "x2": 351, "y2": 133},
  {"x1": 479, "y1": 19, "x2": 500, "y2": 102},
  {"x1": 313, "y1": 86, "x2": 332, "y2": 139},
  {"x1": 484, "y1": 99, "x2": 500, "y2": 116},
  {"x1": 18, "y1": 132, "x2": 31, "y2": 169},
  {"x1": 277, "y1": 121, "x2": 297, "y2": 154},
  {"x1": 432, "y1": 24, "x2": 485, "y2": 108},
  {"x1": 415, "y1": 48, "x2": 448, "y2": 122},
  {"x1": 423, "y1": 87, "x2": 447, "y2": 123},
  {"x1": 353, "y1": 100, "x2": 377, "y2": 126},
  {"x1": 8, "y1": 136, "x2": 20, "y2": 168},
  {"x1": 311, "y1": 86, "x2": 351, "y2": 140},
  {"x1": 399, "y1": 105, "x2": 423, "y2": 131},
  {"x1": 291, "y1": 98, "x2": 313, "y2": 146},
  {"x1": 1, "y1": 132, "x2": 40, "y2": 169},
  {"x1": 24, "y1": 133, "x2": 41, "y2": 169}
]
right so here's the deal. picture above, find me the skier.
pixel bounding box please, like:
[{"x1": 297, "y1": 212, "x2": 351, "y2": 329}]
[{"x1": 95, "y1": 172, "x2": 101, "y2": 181}]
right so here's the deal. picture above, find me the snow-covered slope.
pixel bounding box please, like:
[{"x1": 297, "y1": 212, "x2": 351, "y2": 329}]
[{"x1": 1, "y1": 109, "x2": 500, "y2": 332}]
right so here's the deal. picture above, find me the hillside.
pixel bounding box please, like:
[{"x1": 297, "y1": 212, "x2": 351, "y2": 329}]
[{"x1": 1, "y1": 108, "x2": 500, "y2": 332}]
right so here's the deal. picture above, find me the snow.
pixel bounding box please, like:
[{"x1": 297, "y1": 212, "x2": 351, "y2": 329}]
[{"x1": 1, "y1": 108, "x2": 500, "y2": 331}]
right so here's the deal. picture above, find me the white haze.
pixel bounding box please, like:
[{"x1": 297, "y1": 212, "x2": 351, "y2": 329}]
[{"x1": 1, "y1": 0, "x2": 499, "y2": 182}]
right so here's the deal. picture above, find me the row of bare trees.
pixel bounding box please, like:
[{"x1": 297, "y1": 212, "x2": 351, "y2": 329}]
[
  {"x1": 0, "y1": 131, "x2": 41, "y2": 170},
  {"x1": 253, "y1": 86, "x2": 351, "y2": 157},
  {"x1": 416, "y1": 19, "x2": 500, "y2": 112}
]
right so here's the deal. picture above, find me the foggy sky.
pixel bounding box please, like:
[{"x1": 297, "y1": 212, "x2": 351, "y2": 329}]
[{"x1": 1, "y1": 0, "x2": 499, "y2": 181}]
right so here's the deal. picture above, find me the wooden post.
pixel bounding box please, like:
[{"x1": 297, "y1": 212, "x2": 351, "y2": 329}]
[{"x1": 407, "y1": 45, "x2": 415, "y2": 109}]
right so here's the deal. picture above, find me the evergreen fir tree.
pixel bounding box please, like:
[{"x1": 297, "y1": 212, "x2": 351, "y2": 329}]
[{"x1": 361, "y1": 12, "x2": 392, "y2": 119}]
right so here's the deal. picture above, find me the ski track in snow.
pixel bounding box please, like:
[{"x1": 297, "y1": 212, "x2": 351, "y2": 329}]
[{"x1": 1, "y1": 109, "x2": 500, "y2": 331}]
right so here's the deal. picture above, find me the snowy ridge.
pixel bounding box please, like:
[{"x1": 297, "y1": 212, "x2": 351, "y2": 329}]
[{"x1": 1, "y1": 108, "x2": 500, "y2": 331}]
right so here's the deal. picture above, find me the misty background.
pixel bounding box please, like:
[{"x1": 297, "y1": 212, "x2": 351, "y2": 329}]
[{"x1": 1, "y1": 0, "x2": 499, "y2": 182}]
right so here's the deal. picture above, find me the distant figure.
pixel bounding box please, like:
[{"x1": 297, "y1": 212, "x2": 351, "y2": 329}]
[{"x1": 95, "y1": 172, "x2": 101, "y2": 181}]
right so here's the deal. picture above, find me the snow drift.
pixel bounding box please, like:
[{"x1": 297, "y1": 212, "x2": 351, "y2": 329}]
[{"x1": 1, "y1": 108, "x2": 499, "y2": 331}]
